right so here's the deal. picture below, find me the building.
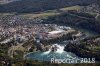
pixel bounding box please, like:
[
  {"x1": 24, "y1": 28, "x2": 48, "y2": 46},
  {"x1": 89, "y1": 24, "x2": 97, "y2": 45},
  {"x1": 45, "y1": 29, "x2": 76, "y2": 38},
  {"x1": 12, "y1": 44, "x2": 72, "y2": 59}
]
[{"x1": 48, "y1": 30, "x2": 64, "y2": 38}]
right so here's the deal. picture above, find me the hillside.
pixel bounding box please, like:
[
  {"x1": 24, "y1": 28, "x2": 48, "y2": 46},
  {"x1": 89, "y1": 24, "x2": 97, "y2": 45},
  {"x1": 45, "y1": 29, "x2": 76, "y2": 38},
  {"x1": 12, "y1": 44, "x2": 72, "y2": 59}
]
[
  {"x1": 0, "y1": 0, "x2": 100, "y2": 65},
  {"x1": 0, "y1": 0, "x2": 95, "y2": 13},
  {"x1": 0, "y1": 0, "x2": 19, "y2": 4}
]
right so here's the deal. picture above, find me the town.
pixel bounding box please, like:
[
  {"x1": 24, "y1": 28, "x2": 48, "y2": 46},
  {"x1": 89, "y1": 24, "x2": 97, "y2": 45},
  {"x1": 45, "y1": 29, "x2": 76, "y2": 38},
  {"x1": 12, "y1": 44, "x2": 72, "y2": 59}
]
[{"x1": 0, "y1": 24, "x2": 84, "y2": 57}]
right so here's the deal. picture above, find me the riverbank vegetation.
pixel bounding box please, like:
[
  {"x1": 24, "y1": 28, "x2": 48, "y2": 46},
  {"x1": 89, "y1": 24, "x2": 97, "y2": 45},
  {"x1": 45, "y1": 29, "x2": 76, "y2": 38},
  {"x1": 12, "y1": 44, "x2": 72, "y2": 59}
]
[{"x1": 64, "y1": 35, "x2": 100, "y2": 61}]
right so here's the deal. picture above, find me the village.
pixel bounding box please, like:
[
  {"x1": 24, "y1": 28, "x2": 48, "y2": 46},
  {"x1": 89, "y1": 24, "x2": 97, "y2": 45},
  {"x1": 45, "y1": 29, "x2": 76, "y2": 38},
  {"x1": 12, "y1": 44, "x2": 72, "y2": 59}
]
[
  {"x1": 0, "y1": 24, "x2": 82, "y2": 44},
  {"x1": 0, "y1": 24, "x2": 85, "y2": 59}
]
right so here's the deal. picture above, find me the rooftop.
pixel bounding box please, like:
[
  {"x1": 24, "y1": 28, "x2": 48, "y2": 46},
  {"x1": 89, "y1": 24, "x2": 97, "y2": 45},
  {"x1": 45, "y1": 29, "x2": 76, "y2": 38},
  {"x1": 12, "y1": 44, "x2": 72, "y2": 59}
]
[{"x1": 48, "y1": 30, "x2": 64, "y2": 35}]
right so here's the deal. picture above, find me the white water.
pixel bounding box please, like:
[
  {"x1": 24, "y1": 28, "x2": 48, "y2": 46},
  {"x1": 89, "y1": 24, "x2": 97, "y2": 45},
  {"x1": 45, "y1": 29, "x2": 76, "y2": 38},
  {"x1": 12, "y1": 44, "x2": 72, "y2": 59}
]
[
  {"x1": 42, "y1": 44, "x2": 65, "y2": 55},
  {"x1": 53, "y1": 44, "x2": 64, "y2": 54},
  {"x1": 25, "y1": 44, "x2": 79, "y2": 62}
]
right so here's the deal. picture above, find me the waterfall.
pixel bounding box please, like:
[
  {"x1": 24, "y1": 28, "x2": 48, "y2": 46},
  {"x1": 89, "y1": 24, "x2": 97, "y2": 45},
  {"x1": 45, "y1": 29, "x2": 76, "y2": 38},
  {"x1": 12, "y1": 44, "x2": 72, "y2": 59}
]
[
  {"x1": 25, "y1": 44, "x2": 79, "y2": 63},
  {"x1": 42, "y1": 44, "x2": 64, "y2": 55}
]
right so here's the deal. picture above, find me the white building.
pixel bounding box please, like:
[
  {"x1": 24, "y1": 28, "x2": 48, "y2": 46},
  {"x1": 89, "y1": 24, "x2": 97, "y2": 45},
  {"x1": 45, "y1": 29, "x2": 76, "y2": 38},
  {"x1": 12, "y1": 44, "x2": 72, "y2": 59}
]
[{"x1": 48, "y1": 30, "x2": 64, "y2": 38}]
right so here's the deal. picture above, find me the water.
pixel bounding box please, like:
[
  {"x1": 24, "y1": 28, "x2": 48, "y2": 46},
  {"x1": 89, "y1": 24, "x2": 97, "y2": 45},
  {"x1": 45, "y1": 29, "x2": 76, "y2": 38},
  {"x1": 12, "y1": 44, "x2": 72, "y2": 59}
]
[
  {"x1": 67, "y1": 25, "x2": 99, "y2": 36},
  {"x1": 24, "y1": 25, "x2": 99, "y2": 63},
  {"x1": 25, "y1": 44, "x2": 79, "y2": 63}
]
